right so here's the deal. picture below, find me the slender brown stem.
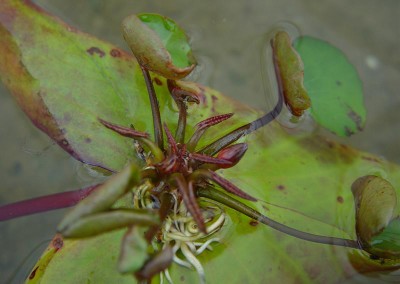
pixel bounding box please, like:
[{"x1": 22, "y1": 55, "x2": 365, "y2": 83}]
[
  {"x1": 199, "y1": 39, "x2": 286, "y2": 156},
  {"x1": 199, "y1": 92, "x2": 283, "y2": 156},
  {"x1": 140, "y1": 66, "x2": 164, "y2": 150},
  {"x1": 167, "y1": 79, "x2": 188, "y2": 144},
  {"x1": 172, "y1": 173, "x2": 206, "y2": 233},
  {"x1": 174, "y1": 100, "x2": 187, "y2": 144},
  {"x1": 197, "y1": 187, "x2": 361, "y2": 249}
]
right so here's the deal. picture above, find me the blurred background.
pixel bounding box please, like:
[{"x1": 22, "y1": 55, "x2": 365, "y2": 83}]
[{"x1": 0, "y1": 0, "x2": 399, "y2": 282}]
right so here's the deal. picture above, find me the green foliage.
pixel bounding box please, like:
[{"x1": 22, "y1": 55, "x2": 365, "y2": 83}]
[
  {"x1": 294, "y1": 36, "x2": 366, "y2": 136},
  {"x1": 1, "y1": 0, "x2": 400, "y2": 283},
  {"x1": 370, "y1": 218, "x2": 400, "y2": 258}
]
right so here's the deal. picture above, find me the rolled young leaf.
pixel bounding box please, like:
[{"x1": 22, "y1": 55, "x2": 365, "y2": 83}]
[
  {"x1": 272, "y1": 31, "x2": 311, "y2": 117},
  {"x1": 60, "y1": 209, "x2": 159, "y2": 238},
  {"x1": 122, "y1": 13, "x2": 196, "y2": 79},
  {"x1": 58, "y1": 164, "x2": 140, "y2": 232}
]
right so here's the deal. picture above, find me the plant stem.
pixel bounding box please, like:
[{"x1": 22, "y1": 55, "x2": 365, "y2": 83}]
[
  {"x1": 0, "y1": 184, "x2": 100, "y2": 221},
  {"x1": 200, "y1": 36, "x2": 287, "y2": 156},
  {"x1": 140, "y1": 66, "x2": 164, "y2": 150},
  {"x1": 167, "y1": 79, "x2": 187, "y2": 144},
  {"x1": 199, "y1": 91, "x2": 283, "y2": 156},
  {"x1": 145, "y1": 192, "x2": 175, "y2": 242},
  {"x1": 197, "y1": 187, "x2": 360, "y2": 249}
]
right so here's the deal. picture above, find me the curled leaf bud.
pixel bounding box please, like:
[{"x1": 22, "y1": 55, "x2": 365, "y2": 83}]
[
  {"x1": 272, "y1": 31, "x2": 311, "y2": 117},
  {"x1": 216, "y1": 143, "x2": 248, "y2": 169},
  {"x1": 352, "y1": 175, "x2": 400, "y2": 259},
  {"x1": 122, "y1": 13, "x2": 196, "y2": 79}
]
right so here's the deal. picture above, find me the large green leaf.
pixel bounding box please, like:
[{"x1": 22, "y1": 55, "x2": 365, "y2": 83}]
[
  {"x1": 28, "y1": 132, "x2": 400, "y2": 283},
  {"x1": 1, "y1": 1, "x2": 400, "y2": 283},
  {"x1": 0, "y1": 0, "x2": 251, "y2": 172}
]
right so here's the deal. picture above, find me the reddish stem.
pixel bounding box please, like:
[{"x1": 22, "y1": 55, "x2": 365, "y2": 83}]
[
  {"x1": 172, "y1": 173, "x2": 206, "y2": 233},
  {"x1": 190, "y1": 152, "x2": 232, "y2": 166},
  {"x1": 196, "y1": 113, "x2": 234, "y2": 131},
  {"x1": 163, "y1": 123, "x2": 178, "y2": 154},
  {"x1": 187, "y1": 113, "x2": 234, "y2": 151},
  {"x1": 199, "y1": 170, "x2": 257, "y2": 201},
  {"x1": 99, "y1": 119, "x2": 149, "y2": 138},
  {"x1": 0, "y1": 184, "x2": 100, "y2": 221},
  {"x1": 140, "y1": 66, "x2": 164, "y2": 149}
]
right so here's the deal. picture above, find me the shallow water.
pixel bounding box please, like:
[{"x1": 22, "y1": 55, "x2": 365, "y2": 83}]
[{"x1": 0, "y1": 0, "x2": 399, "y2": 282}]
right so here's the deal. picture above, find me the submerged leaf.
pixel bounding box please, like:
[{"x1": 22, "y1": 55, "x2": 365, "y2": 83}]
[
  {"x1": 294, "y1": 36, "x2": 366, "y2": 136},
  {"x1": 122, "y1": 13, "x2": 196, "y2": 79},
  {"x1": 272, "y1": 31, "x2": 311, "y2": 117}
]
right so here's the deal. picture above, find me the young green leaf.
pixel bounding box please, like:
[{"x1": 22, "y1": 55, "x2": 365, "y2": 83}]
[
  {"x1": 122, "y1": 13, "x2": 196, "y2": 79},
  {"x1": 60, "y1": 209, "x2": 159, "y2": 238},
  {"x1": 58, "y1": 164, "x2": 140, "y2": 232},
  {"x1": 294, "y1": 36, "x2": 366, "y2": 136},
  {"x1": 370, "y1": 218, "x2": 400, "y2": 259}
]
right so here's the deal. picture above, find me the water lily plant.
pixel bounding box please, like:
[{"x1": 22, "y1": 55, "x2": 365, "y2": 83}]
[{"x1": 1, "y1": 1, "x2": 400, "y2": 283}]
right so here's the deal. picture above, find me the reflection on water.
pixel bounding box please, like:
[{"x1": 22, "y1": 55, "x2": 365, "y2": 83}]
[{"x1": 1, "y1": 0, "x2": 399, "y2": 282}]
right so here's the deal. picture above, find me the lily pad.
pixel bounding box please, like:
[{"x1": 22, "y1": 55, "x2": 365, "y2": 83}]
[{"x1": 293, "y1": 36, "x2": 366, "y2": 136}]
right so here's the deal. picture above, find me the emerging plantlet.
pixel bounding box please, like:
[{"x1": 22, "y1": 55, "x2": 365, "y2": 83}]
[{"x1": 0, "y1": 3, "x2": 397, "y2": 282}]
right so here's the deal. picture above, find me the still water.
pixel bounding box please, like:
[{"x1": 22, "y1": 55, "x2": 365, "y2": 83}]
[{"x1": 0, "y1": 0, "x2": 399, "y2": 282}]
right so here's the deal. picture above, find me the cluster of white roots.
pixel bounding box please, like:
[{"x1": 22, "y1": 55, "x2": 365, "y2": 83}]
[{"x1": 134, "y1": 183, "x2": 226, "y2": 284}]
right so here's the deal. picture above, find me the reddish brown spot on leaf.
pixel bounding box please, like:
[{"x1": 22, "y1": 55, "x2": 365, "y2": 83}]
[
  {"x1": 337, "y1": 196, "x2": 344, "y2": 203},
  {"x1": 153, "y1": 77, "x2": 163, "y2": 86},
  {"x1": 86, "y1": 47, "x2": 105, "y2": 58},
  {"x1": 29, "y1": 266, "x2": 39, "y2": 279},
  {"x1": 249, "y1": 220, "x2": 259, "y2": 226},
  {"x1": 52, "y1": 236, "x2": 64, "y2": 250},
  {"x1": 277, "y1": 185, "x2": 285, "y2": 191},
  {"x1": 110, "y1": 48, "x2": 121, "y2": 57},
  {"x1": 348, "y1": 109, "x2": 363, "y2": 131},
  {"x1": 361, "y1": 156, "x2": 380, "y2": 163},
  {"x1": 211, "y1": 95, "x2": 218, "y2": 112}
]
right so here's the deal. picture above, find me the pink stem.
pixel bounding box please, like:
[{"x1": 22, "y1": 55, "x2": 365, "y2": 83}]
[{"x1": 0, "y1": 184, "x2": 100, "y2": 221}]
